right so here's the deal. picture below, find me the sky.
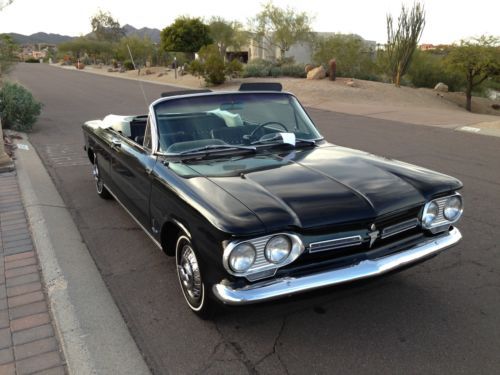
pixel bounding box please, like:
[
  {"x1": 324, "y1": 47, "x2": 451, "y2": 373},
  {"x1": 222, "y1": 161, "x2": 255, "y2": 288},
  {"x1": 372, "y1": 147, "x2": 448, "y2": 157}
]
[{"x1": 0, "y1": 0, "x2": 498, "y2": 45}]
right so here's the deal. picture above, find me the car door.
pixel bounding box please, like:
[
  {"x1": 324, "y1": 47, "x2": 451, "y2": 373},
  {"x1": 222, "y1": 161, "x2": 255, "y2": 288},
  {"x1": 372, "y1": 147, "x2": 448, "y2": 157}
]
[{"x1": 109, "y1": 119, "x2": 157, "y2": 232}]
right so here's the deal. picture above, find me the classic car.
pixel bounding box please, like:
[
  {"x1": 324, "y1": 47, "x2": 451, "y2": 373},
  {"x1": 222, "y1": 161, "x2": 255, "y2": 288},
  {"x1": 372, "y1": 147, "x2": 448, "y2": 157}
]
[{"x1": 82, "y1": 83, "x2": 463, "y2": 318}]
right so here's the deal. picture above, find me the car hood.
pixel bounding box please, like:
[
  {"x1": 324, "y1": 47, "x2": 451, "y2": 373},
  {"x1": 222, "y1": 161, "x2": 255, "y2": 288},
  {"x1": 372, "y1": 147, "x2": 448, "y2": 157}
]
[{"x1": 175, "y1": 145, "x2": 462, "y2": 232}]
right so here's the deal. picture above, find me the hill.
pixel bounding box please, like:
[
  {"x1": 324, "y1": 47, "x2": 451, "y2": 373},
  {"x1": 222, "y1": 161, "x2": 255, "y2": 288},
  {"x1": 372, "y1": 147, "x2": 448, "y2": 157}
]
[
  {"x1": 7, "y1": 32, "x2": 74, "y2": 45},
  {"x1": 122, "y1": 24, "x2": 161, "y2": 43},
  {"x1": 5, "y1": 25, "x2": 162, "y2": 45}
]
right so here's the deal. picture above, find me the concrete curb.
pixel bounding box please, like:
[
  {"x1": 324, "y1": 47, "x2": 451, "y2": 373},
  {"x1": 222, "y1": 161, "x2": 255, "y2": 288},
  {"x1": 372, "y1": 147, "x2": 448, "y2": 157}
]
[
  {"x1": 52, "y1": 63, "x2": 194, "y2": 90},
  {"x1": 13, "y1": 134, "x2": 151, "y2": 375}
]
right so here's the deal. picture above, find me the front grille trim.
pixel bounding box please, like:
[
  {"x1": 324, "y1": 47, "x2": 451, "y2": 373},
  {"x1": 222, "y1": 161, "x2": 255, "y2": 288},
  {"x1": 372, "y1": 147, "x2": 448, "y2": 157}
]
[
  {"x1": 309, "y1": 235, "x2": 363, "y2": 253},
  {"x1": 381, "y1": 218, "x2": 420, "y2": 239}
]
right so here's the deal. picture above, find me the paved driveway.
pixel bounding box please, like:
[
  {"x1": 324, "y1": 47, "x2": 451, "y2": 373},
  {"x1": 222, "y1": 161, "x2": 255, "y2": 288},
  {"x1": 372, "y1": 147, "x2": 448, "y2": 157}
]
[{"x1": 12, "y1": 63, "x2": 500, "y2": 374}]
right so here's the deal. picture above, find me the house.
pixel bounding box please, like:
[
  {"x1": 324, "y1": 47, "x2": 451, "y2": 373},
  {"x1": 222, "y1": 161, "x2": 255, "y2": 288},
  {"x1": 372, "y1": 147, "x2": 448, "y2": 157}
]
[{"x1": 232, "y1": 32, "x2": 376, "y2": 64}]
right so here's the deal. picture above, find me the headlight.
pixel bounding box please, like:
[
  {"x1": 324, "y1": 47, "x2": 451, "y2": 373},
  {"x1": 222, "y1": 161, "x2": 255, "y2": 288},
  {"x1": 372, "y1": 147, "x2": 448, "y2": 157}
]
[
  {"x1": 443, "y1": 195, "x2": 463, "y2": 221},
  {"x1": 228, "y1": 243, "x2": 256, "y2": 273},
  {"x1": 422, "y1": 201, "x2": 439, "y2": 227},
  {"x1": 265, "y1": 235, "x2": 292, "y2": 264}
]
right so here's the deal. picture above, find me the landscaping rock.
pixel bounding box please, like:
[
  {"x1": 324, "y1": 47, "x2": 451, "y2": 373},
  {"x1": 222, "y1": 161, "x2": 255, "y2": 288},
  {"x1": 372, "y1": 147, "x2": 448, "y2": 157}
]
[
  {"x1": 346, "y1": 79, "x2": 357, "y2": 88},
  {"x1": 307, "y1": 66, "x2": 326, "y2": 80},
  {"x1": 304, "y1": 64, "x2": 314, "y2": 74},
  {"x1": 434, "y1": 82, "x2": 449, "y2": 92}
]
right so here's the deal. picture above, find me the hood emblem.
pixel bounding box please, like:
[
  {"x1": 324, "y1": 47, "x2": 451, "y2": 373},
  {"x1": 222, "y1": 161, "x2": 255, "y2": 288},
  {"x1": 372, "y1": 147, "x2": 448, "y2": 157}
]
[{"x1": 368, "y1": 224, "x2": 379, "y2": 248}]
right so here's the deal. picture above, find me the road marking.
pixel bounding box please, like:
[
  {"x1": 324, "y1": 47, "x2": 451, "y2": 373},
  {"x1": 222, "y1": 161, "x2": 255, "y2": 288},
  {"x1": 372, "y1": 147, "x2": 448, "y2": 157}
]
[
  {"x1": 459, "y1": 126, "x2": 481, "y2": 133},
  {"x1": 43, "y1": 144, "x2": 90, "y2": 167}
]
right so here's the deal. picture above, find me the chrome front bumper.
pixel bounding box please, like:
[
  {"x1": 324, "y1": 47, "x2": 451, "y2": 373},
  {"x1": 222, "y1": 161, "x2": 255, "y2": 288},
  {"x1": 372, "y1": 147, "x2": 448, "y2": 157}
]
[{"x1": 213, "y1": 227, "x2": 462, "y2": 305}]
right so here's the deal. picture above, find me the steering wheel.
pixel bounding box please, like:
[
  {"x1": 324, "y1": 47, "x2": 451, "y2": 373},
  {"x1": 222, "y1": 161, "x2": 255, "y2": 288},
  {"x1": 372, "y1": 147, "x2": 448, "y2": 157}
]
[{"x1": 247, "y1": 121, "x2": 288, "y2": 140}]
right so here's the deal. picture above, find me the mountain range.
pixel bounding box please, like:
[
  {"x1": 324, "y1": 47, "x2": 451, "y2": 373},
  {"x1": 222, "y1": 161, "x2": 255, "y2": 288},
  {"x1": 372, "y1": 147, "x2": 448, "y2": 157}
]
[{"x1": 6, "y1": 24, "x2": 162, "y2": 45}]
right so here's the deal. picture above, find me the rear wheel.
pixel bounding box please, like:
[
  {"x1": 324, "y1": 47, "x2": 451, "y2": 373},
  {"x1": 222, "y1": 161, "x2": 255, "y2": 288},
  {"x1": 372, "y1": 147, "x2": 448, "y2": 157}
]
[
  {"x1": 176, "y1": 234, "x2": 216, "y2": 319},
  {"x1": 92, "y1": 155, "x2": 112, "y2": 200}
]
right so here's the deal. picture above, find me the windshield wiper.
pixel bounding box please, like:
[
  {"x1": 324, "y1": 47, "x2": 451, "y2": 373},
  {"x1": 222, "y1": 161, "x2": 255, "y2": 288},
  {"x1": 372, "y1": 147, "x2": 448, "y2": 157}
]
[
  {"x1": 179, "y1": 144, "x2": 256, "y2": 155},
  {"x1": 164, "y1": 144, "x2": 256, "y2": 158}
]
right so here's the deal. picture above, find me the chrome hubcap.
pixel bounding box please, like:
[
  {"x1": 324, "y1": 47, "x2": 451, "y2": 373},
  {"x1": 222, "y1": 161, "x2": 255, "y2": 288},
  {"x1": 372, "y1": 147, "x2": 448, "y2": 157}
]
[
  {"x1": 92, "y1": 163, "x2": 103, "y2": 193},
  {"x1": 178, "y1": 245, "x2": 202, "y2": 304}
]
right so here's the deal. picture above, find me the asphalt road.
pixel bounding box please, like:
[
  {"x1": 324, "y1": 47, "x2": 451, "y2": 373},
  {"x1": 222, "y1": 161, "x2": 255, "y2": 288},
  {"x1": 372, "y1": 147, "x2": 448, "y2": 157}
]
[{"x1": 12, "y1": 64, "x2": 500, "y2": 375}]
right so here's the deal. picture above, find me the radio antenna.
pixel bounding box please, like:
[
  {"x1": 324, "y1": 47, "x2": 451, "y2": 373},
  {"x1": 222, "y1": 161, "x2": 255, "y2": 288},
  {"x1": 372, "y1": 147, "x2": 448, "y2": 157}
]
[{"x1": 126, "y1": 44, "x2": 149, "y2": 108}]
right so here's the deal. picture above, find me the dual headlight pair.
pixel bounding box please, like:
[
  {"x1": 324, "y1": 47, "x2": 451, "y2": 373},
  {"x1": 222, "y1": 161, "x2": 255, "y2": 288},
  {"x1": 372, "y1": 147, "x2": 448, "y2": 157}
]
[
  {"x1": 228, "y1": 235, "x2": 291, "y2": 273},
  {"x1": 421, "y1": 193, "x2": 463, "y2": 232},
  {"x1": 224, "y1": 234, "x2": 304, "y2": 279}
]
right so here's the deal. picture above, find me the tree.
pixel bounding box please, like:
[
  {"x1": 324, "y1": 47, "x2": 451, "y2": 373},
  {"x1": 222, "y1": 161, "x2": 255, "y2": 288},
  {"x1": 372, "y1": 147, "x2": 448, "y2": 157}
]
[
  {"x1": 385, "y1": 2, "x2": 425, "y2": 87},
  {"x1": 208, "y1": 17, "x2": 248, "y2": 59},
  {"x1": 115, "y1": 36, "x2": 154, "y2": 67},
  {"x1": 0, "y1": 34, "x2": 16, "y2": 78},
  {"x1": 161, "y1": 17, "x2": 212, "y2": 57},
  {"x1": 90, "y1": 10, "x2": 124, "y2": 43},
  {"x1": 445, "y1": 36, "x2": 500, "y2": 111},
  {"x1": 250, "y1": 2, "x2": 312, "y2": 59},
  {"x1": 313, "y1": 34, "x2": 376, "y2": 78},
  {"x1": 0, "y1": 0, "x2": 13, "y2": 11},
  {"x1": 58, "y1": 37, "x2": 114, "y2": 64}
]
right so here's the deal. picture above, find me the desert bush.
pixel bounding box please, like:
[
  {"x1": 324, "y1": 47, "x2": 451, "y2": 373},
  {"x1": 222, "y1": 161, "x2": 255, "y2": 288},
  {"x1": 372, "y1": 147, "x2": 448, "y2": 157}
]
[
  {"x1": 188, "y1": 59, "x2": 205, "y2": 78},
  {"x1": 0, "y1": 82, "x2": 42, "y2": 132},
  {"x1": 225, "y1": 59, "x2": 243, "y2": 78},
  {"x1": 313, "y1": 34, "x2": 378, "y2": 79},
  {"x1": 24, "y1": 58, "x2": 40, "y2": 63},
  {"x1": 408, "y1": 50, "x2": 464, "y2": 91},
  {"x1": 123, "y1": 60, "x2": 135, "y2": 70},
  {"x1": 199, "y1": 44, "x2": 226, "y2": 85},
  {"x1": 242, "y1": 59, "x2": 273, "y2": 77},
  {"x1": 189, "y1": 44, "x2": 227, "y2": 85},
  {"x1": 281, "y1": 64, "x2": 307, "y2": 78},
  {"x1": 270, "y1": 66, "x2": 282, "y2": 77}
]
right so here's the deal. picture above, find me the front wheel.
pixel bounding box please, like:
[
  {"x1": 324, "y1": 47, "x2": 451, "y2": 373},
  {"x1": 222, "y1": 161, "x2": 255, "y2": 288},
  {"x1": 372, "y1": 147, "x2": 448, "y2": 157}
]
[
  {"x1": 176, "y1": 234, "x2": 216, "y2": 319},
  {"x1": 92, "y1": 155, "x2": 112, "y2": 200}
]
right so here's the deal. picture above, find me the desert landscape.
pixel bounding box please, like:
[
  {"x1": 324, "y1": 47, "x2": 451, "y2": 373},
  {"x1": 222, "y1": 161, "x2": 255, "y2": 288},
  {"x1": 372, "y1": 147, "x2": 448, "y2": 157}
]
[{"x1": 59, "y1": 63, "x2": 500, "y2": 133}]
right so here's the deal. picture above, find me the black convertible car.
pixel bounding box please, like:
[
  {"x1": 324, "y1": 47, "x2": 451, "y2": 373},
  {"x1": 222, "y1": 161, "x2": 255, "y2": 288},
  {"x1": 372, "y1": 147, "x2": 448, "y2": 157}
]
[{"x1": 82, "y1": 83, "x2": 463, "y2": 317}]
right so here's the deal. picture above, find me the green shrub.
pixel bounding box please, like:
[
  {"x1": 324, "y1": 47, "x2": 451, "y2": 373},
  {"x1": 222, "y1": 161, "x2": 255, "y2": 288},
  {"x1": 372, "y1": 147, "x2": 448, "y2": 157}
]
[
  {"x1": 123, "y1": 60, "x2": 135, "y2": 70},
  {"x1": 0, "y1": 82, "x2": 42, "y2": 132},
  {"x1": 270, "y1": 66, "x2": 282, "y2": 77},
  {"x1": 188, "y1": 59, "x2": 205, "y2": 78},
  {"x1": 281, "y1": 64, "x2": 307, "y2": 78},
  {"x1": 198, "y1": 44, "x2": 226, "y2": 85},
  {"x1": 408, "y1": 50, "x2": 464, "y2": 91},
  {"x1": 24, "y1": 58, "x2": 40, "y2": 63},
  {"x1": 225, "y1": 59, "x2": 243, "y2": 78},
  {"x1": 242, "y1": 59, "x2": 273, "y2": 77}
]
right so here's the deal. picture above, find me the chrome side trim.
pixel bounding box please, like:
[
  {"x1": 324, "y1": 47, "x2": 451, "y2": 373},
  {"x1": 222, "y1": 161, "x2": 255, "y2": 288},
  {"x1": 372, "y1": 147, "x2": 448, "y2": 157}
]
[
  {"x1": 104, "y1": 184, "x2": 162, "y2": 250},
  {"x1": 213, "y1": 228, "x2": 462, "y2": 305},
  {"x1": 381, "y1": 218, "x2": 419, "y2": 239},
  {"x1": 309, "y1": 235, "x2": 362, "y2": 253}
]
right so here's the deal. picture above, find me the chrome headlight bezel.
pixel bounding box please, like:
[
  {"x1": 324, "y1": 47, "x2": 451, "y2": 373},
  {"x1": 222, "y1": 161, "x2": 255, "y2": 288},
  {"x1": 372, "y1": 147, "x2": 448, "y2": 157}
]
[
  {"x1": 421, "y1": 193, "x2": 463, "y2": 233},
  {"x1": 443, "y1": 195, "x2": 463, "y2": 221},
  {"x1": 265, "y1": 235, "x2": 292, "y2": 264},
  {"x1": 223, "y1": 233, "x2": 305, "y2": 281},
  {"x1": 228, "y1": 243, "x2": 256, "y2": 273}
]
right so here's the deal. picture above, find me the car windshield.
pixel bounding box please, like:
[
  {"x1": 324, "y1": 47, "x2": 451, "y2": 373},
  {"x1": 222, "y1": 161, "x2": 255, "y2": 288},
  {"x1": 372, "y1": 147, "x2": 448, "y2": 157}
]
[{"x1": 153, "y1": 92, "x2": 322, "y2": 154}]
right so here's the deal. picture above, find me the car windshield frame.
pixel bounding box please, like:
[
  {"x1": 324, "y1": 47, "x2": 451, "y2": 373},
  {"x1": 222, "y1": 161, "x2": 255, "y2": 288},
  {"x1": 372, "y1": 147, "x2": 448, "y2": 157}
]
[{"x1": 152, "y1": 92, "x2": 323, "y2": 156}]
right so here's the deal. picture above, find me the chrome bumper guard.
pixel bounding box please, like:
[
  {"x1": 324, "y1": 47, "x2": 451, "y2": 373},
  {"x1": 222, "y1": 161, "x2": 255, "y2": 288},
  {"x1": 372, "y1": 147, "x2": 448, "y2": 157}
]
[{"x1": 213, "y1": 227, "x2": 462, "y2": 305}]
